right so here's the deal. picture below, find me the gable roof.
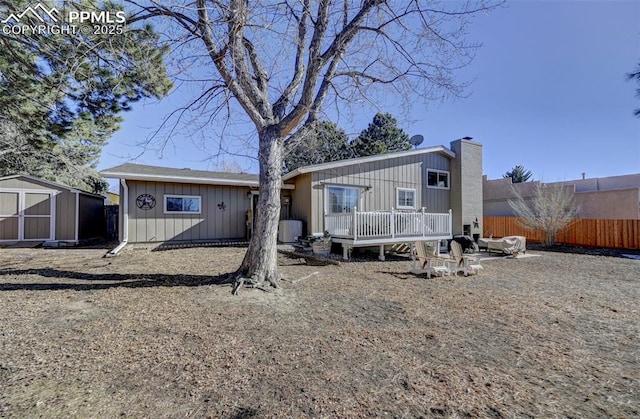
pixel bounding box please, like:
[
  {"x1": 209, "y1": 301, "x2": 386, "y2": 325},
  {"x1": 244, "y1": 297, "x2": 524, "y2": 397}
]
[
  {"x1": 102, "y1": 146, "x2": 456, "y2": 187},
  {"x1": 0, "y1": 174, "x2": 103, "y2": 197},
  {"x1": 101, "y1": 163, "x2": 263, "y2": 187},
  {"x1": 281, "y1": 145, "x2": 456, "y2": 181}
]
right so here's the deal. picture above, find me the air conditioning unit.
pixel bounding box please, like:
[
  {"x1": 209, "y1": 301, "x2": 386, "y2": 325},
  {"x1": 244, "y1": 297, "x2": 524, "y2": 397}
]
[{"x1": 278, "y1": 220, "x2": 302, "y2": 243}]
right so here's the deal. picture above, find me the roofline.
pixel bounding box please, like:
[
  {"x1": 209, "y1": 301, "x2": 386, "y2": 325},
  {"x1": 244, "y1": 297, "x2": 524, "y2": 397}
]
[
  {"x1": 0, "y1": 174, "x2": 103, "y2": 197},
  {"x1": 100, "y1": 170, "x2": 295, "y2": 190},
  {"x1": 282, "y1": 145, "x2": 455, "y2": 181}
]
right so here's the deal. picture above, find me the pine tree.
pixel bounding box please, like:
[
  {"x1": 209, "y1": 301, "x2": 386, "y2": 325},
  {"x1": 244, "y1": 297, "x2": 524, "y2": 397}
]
[
  {"x1": 503, "y1": 165, "x2": 533, "y2": 183},
  {"x1": 0, "y1": 0, "x2": 172, "y2": 192},
  {"x1": 283, "y1": 121, "x2": 350, "y2": 173},
  {"x1": 350, "y1": 113, "x2": 411, "y2": 157}
]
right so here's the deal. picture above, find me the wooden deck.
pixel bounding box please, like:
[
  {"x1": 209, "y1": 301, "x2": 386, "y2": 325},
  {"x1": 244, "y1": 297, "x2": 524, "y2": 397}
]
[{"x1": 325, "y1": 208, "x2": 452, "y2": 260}]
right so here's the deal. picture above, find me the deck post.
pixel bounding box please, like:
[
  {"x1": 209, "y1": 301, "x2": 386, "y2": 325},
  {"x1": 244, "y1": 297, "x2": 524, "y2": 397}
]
[
  {"x1": 390, "y1": 207, "x2": 395, "y2": 238},
  {"x1": 342, "y1": 244, "x2": 349, "y2": 260},
  {"x1": 421, "y1": 207, "x2": 426, "y2": 237},
  {"x1": 448, "y1": 209, "x2": 453, "y2": 237},
  {"x1": 352, "y1": 206, "x2": 358, "y2": 241},
  {"x1": 379, "y1": 244, "x2": 385, "y2": 261}
]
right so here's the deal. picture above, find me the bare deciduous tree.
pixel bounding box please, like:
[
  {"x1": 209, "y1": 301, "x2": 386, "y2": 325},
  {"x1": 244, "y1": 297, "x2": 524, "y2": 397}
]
[
  {"x1": 127, "y1": 0, "x2": 500, "y2": 292},
  {"x1": 509, "y1": 183, "x2": 580, "y2": 246}
]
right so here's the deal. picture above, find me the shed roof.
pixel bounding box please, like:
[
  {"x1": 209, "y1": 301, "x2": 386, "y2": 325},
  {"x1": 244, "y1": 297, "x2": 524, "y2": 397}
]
[{"x1": 0, "y1": 174, "x2": 103, "y2": 198}]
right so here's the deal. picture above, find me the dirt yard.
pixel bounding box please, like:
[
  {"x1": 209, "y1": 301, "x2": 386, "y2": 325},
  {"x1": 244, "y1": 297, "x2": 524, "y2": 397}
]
[{"x1": 0, "y1": 244, "x2": 638, "y2": 418}]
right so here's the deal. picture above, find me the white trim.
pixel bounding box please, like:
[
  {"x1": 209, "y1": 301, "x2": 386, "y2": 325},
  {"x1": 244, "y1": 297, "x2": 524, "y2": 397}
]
[
  {"x1": 122, "y1": 179, "x2": 129, "y2": 242},
  {"x1": 0, "y1": 187, "x2": 57, "y2": 194},
  {"x1": 107, "y1": 179, "x2": 129, "y2": 256},
  {"x1": 282, "y1": 145, "x2": 456, "y2": 181},
  {"x1": 396, "y1": 187, "x2": 417, "y2": 209},
  {"x1": 163, "y1": 194, "x2": 202, "y2": 214},
  {"x1": 426, "y1": 169, "x2": 450, "y2": 190}
]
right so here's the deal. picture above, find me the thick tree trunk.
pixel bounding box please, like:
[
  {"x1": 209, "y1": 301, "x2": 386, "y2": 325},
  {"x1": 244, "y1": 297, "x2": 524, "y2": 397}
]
[{"x1": 235, "y1": 127, "x2": 284, "y2": 291}]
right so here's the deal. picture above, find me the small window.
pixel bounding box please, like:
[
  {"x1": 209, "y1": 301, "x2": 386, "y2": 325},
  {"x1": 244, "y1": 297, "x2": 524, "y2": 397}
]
[
  {"x1": 164, "y1": 195, "x2": 201, "y2": 214},
  {"x1": 427, "y1": 170, "x2": 449, "y2": 189},
  {"x1": 396, "y1": 188, "x2": 416, "y2": 209}
]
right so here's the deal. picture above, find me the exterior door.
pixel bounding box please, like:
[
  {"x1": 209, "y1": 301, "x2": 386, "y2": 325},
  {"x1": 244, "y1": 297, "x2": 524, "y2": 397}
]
[
  {"x1": 0, "y1": 191, "x2": 53, "y2": 241},
  {"x1": 0, "y1": 192, "x2": 19, "y2": 240}
]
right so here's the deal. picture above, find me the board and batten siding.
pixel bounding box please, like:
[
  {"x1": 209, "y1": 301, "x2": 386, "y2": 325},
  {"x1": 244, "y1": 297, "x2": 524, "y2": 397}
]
[
  {"x1": 421, "y1": 153, "x2": 451, "y2": 213},
  {"x1": 126, "y1": 180, "x2": 250, "y2": 242},
  {"x1": 0, "y1": 176, "x2": 76, "y2": 241},
  {"x1": 55, "y1": 189, "x2": 77, "y2": 240},
  {"x1": 289, "y1": 174, "x2": 312, "y2": 235},
  {"x1": 304, "y1": 152, "x2": 451, "y2": 234}
]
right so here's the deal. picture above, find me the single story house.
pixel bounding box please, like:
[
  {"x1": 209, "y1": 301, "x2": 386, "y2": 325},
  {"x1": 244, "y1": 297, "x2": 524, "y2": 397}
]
[
  {"x1": 0, "y1": 175, "x2": 105, "y2": 243},
  {"x1": 101, "y1": 138, "x2": 484, "y2": 259}
]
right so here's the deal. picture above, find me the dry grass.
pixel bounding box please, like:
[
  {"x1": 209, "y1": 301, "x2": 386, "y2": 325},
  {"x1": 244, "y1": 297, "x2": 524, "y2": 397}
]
[{"x1": 0, "y1": 245, "x2": 638, "y2": 418}]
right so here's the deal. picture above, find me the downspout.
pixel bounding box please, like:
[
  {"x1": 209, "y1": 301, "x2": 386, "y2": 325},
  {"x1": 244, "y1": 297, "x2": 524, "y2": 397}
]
[
  {"x1": 106, "y1": 179, "x2": 129, "y2": 257},
  {"x1": 74, "y1": 191, "x2": 79, "y2": 242}
]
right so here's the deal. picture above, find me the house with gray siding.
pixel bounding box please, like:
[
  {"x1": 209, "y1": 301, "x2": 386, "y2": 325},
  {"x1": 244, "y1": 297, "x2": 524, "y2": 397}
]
[
  {"x1": 100, "y1": 164, "x2": 267, "y2": 244},
  {"x1": 284, "y1": 138, "x2": 483, "y2": 258},
  {"x1": 102, "y1": 138, "x2": 484, "y2": 258},
  {"x1": 0, "y1": 175, "x2": 105, "y2": 243}
]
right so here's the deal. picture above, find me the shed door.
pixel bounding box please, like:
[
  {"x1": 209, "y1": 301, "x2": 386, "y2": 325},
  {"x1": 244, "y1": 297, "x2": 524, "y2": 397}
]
[
  {"x1": 0, "y1": 192, "x2": 19, "y2": 240},
  {"x1": 0, "y1": 191, "x2": 53, "y2": 241},
  {"x1": 23, "y1": 193, "x2": 52, "y2": 240}
]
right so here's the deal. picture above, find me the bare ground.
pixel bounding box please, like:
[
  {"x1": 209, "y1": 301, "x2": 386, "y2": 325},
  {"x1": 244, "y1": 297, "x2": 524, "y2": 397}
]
[{"x1": 0, "y1": 244, "x2": 638, "y2": 418}]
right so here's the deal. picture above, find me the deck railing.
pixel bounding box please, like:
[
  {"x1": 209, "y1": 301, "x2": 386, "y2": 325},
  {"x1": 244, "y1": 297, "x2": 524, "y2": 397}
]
[{"x1": 325, "y1": 208, "x2": 452, "y2": 241}]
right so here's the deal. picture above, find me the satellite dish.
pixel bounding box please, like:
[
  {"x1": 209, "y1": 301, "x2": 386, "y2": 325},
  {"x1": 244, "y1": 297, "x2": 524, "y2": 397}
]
[{"x1": 409, "y1": 134, "x2": 424, "y2": 148}]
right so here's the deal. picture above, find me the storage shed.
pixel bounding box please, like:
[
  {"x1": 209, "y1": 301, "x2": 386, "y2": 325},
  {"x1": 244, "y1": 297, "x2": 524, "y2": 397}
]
[{"x1": 0, "y1": 175, "x2": 105, "y2": 243}]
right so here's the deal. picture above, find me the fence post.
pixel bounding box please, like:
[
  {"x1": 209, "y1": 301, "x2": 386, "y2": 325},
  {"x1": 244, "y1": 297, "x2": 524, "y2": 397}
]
[{"x1": 448, "y1": 209, "x2": 452, "y2": 237}]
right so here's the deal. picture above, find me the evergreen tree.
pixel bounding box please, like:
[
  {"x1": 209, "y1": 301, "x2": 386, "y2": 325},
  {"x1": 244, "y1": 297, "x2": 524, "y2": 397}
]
[
  {"x1": 350, "y1": 113, "x2": 411, "y2": 157},
  {"x1": 283, "y1": 121, "x2": 350, "y2": 173},
  {"x1": 503, "y1": 165, "x2": 533, "y2": 183},
  {"x1": 0, "y1": 0, "x2": 172, "y2": 192},
  {"x1": 627, "y1": 61, "x2": 640, "y2": 117}
]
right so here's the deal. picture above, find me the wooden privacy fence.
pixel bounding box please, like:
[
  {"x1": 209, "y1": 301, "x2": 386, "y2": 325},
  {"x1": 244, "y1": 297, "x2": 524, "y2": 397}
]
[{"x1": 484, "y1": 216, "x2": 640, "y2": 250}]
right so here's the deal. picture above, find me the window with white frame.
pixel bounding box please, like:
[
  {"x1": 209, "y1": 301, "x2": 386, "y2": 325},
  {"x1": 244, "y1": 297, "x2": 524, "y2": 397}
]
[
  {"x1": 396, "y1": 188, "x2": 416, "y2": 209},
  {"x1": 164, "y1": 195, "x2": 201, "y2": 214},
  {"x1": 326, "y1": 186, "x2": 360, "y2": 214},
  {"x1": 427, "y1": 170, "x2": 450, "y2": 189}
]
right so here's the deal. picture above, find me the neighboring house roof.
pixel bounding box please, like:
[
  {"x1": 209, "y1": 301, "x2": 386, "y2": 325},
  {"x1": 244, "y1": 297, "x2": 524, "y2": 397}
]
[
  {"x1": 281, "y1": 145, "x2": 456, "y2": 181},
  {"x1": 0, "y1": 174, "x2": 103, "y2": 198},
  {"x1": 101, "y1": 163, "x2": 267, "y2": 188}
]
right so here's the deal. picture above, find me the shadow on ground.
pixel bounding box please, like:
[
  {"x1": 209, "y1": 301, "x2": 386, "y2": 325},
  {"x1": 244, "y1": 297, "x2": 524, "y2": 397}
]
[{"x1": 0, "y1": 268, "x2": 232, "y2": 291}]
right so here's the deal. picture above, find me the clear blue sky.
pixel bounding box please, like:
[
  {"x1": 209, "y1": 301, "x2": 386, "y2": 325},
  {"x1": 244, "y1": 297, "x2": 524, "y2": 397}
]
[{"x1": 99, "y1": 0, "x2": 640, "y2": 188}]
